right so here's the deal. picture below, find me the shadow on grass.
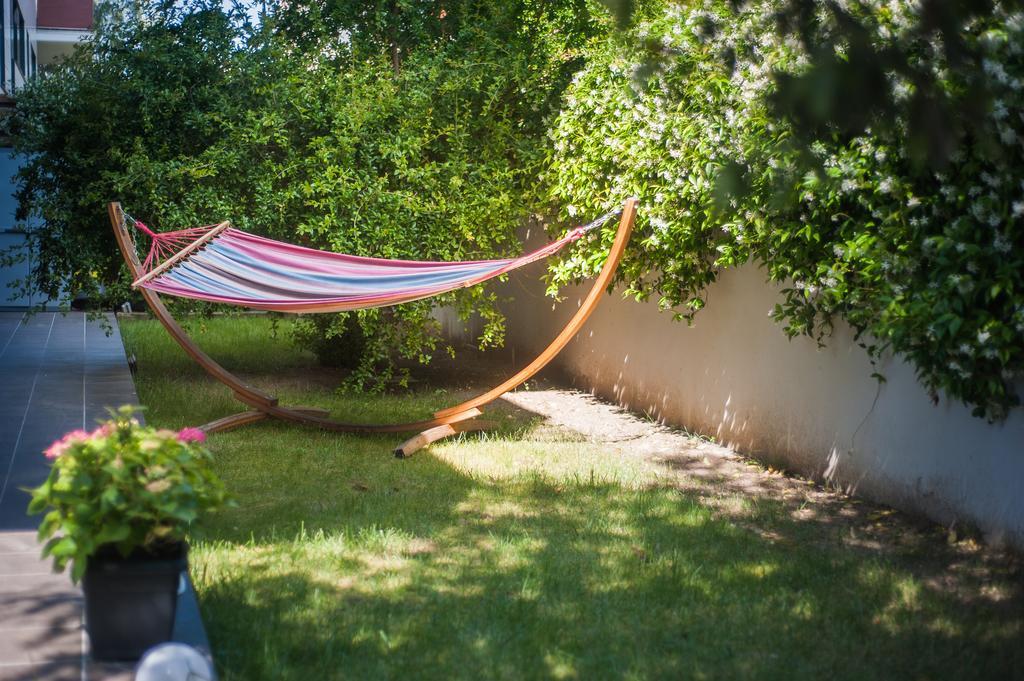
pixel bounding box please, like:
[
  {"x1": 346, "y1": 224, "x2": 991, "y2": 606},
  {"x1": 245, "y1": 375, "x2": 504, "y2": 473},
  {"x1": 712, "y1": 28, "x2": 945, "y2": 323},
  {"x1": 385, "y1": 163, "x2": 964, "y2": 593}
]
[{"x1": 192, "y1": 434, "x2": 1022, "y2": 681}]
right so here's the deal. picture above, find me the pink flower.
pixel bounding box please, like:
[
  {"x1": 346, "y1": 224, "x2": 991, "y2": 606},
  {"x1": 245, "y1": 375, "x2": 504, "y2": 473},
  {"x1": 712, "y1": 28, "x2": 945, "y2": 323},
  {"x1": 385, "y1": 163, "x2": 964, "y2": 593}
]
[
  {"x1": 43, "y1": 429, "x2": 90, "y2": 460},
  {"x1": 90, "y1": 423, "x2": 116, "y2": 438},
  {"x1": 176, "y1": 427, "x2": 206, "y2": 444}
]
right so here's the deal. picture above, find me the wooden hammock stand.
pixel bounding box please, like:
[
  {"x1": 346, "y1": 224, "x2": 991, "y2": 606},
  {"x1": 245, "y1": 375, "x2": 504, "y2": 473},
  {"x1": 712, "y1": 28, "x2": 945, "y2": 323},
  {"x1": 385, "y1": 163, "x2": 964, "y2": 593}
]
[{"x1": 108, "y1": 198, "x2": 638, "y2": 457}]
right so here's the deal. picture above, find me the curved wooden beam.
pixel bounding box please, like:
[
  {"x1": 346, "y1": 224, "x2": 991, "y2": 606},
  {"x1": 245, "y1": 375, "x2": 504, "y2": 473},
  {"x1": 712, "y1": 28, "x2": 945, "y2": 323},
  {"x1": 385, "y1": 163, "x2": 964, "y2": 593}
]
[{"x1": 433, "y1": 197, "x2": 638, "y2": 419}]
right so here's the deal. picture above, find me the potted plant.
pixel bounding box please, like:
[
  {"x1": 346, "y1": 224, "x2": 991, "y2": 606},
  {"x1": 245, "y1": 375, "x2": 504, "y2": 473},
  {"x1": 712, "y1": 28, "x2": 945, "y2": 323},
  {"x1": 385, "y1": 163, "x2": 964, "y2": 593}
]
[{"x1": 28, "y1": 406, "x2": 230, "y2": 661}]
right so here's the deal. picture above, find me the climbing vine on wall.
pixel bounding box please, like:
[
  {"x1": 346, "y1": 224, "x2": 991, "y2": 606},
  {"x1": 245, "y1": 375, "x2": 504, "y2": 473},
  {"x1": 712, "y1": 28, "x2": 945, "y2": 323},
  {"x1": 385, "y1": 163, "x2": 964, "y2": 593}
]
[{"x1": 546, "y1": 1, "x2": 1024, "y2": 420}]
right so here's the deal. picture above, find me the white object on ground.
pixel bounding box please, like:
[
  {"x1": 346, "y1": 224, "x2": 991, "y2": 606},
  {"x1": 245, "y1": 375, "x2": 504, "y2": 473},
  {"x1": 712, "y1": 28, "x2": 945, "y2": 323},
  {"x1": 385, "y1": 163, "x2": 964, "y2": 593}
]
[{"x1": 134, "y1": 642, "x2": 215, "y2": 681}]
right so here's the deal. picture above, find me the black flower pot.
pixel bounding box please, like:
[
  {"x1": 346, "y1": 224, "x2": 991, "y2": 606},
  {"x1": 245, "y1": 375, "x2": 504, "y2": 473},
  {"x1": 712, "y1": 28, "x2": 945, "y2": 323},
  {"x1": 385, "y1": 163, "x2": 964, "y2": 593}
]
[{"x1": 82, "y1": 542, "x2": 188, "y2": 661}]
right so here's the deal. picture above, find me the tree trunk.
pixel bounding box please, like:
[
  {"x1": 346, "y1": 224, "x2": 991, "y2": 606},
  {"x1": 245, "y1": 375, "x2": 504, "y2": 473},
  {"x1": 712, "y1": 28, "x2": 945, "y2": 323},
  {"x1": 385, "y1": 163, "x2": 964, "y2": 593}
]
[{"x1": 389, "y1": 0, "x2": 401, "y2": 76}]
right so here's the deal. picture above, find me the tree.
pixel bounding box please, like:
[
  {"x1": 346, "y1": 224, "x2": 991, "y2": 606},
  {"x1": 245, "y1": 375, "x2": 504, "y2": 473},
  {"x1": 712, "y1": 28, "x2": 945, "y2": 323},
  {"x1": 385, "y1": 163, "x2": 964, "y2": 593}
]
[{"x1": 11, "y1": 0, "x2": 605, "y2": 389}]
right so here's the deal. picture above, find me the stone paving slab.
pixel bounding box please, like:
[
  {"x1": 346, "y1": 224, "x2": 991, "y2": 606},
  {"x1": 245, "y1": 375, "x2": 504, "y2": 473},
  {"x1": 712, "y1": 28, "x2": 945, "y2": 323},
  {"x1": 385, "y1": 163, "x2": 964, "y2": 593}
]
[
  {"x1": 0, "y1": 661, "x2": 133, "y2": 681},
  {"x1": 0, "y1": 311, "x2": 214, "y2": 680}
]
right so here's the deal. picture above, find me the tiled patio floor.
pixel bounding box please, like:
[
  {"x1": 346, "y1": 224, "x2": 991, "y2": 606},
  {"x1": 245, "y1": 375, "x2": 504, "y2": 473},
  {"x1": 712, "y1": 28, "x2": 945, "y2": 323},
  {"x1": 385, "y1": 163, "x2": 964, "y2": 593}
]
[
  {"x1": 0, "y1": 311, "x2": 208, "y2": 680},
  {"x1": 0, "y1": 311, "x2": 139, "y2": 680}
]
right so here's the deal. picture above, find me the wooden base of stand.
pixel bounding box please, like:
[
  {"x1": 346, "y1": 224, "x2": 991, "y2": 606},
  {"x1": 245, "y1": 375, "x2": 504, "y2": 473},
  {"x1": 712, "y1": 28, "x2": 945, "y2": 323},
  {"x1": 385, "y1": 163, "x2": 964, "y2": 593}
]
[
  {"x1": 200, "y1": 406, "x2": 330, "y2": 434},
  {"x1": 200, "y1": 407, "x2": 487, "y2": 457},
  {"x1": 393, "y1": 420, "x2": 497, "y2": 458}
]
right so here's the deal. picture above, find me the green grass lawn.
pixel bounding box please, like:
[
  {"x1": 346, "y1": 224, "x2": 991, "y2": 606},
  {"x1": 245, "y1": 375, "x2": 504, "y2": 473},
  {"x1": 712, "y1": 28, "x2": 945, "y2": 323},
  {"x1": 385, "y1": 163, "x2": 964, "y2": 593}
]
[{"x1": 121, "y1": 315, "x2": 1023, "y2": 681}]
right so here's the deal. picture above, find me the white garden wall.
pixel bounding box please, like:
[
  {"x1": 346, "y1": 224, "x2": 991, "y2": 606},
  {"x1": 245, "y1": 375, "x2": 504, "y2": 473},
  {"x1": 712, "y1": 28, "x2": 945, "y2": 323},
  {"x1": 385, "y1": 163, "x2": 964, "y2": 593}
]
[{"x1": 449, "y1": 235, "x2": 1024, "y2": 549}]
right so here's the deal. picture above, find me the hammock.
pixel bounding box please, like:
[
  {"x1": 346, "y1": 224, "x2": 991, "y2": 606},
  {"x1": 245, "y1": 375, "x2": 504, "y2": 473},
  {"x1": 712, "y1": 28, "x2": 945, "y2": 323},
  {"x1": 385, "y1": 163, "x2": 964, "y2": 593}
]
[
  {"x1": 127, "y1": 209, "x2": 621, "y2": 313},
  {"x1": 109, "y1": 199, "x2": 638, "y2": 457}
]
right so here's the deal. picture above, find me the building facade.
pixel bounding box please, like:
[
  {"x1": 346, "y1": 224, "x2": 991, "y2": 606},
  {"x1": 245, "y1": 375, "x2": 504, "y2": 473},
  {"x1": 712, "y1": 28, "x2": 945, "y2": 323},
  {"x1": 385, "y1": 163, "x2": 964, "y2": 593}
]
[{"x1": 0, "y1": 0, "x2": 91, "y2": 308}]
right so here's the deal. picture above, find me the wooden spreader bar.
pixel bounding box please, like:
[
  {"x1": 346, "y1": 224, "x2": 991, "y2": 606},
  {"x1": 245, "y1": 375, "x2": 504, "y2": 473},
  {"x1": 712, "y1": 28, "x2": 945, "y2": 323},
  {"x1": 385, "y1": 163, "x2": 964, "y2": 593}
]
[
  {"x1": 109, "y1": 198, "x2": 637, "y2": 457},
  {"x1": 131, "y1": 221, "x2": 230, "y2": 288}
]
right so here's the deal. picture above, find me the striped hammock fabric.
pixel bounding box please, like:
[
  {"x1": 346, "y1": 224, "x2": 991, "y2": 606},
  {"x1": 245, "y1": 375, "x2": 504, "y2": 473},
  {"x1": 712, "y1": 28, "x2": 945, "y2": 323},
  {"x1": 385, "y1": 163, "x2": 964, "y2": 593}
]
[{"x1": 128, "y1": 209, "x2": 620, "y2": 314}]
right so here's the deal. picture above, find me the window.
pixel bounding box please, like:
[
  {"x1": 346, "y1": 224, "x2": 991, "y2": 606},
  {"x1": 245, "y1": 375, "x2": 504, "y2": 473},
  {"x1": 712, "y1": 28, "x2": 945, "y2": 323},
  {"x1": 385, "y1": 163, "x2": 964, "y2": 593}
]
[{"x1": 12, "y1": 3, "x2": 25, "y2": 80}]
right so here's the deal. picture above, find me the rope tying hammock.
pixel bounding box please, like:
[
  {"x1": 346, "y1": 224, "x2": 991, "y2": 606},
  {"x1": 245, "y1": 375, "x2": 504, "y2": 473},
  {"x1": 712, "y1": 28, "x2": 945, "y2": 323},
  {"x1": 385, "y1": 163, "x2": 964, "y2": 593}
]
[{"x1": 122, "y1": 208, "x2": 622, "y2": 314}]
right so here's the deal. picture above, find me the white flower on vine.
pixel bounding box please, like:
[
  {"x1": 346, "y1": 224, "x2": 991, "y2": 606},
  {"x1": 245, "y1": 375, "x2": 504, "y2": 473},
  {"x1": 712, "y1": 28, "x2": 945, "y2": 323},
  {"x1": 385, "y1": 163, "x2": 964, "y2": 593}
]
[
  {"x1": 983, "y1": 59, "x2": 1009, "y2": 84},
  {"x1": 981, "y1": 172, "x2": 1000, "y2": 187},
  {"x1": 567, "y1": 205, "x2": 578, "y2": 217},
  {"x1": 879, "y1": 177, "x2": 894, "y2": 194},
  {"x1": 978, "y1": 330, "x2": 992, "y2": 344}
]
